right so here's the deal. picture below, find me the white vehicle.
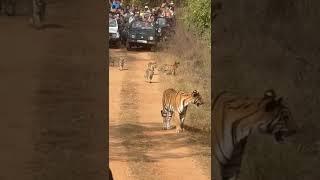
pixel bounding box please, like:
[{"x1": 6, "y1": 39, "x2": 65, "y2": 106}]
[{"x1": 109, "y1": 18, "x2": 121, "y2": 48}]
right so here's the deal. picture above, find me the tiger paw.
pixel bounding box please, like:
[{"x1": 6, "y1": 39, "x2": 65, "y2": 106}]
[{"x1": 176, "y1": 128, "x2": 183, "y2": 133}]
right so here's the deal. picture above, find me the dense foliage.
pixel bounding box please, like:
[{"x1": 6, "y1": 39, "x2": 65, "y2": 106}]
[{"x1": 183, "y1": 0, "x2": 211, "y2": 40}]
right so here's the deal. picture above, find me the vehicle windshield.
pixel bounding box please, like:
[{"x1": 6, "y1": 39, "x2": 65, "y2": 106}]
[
  {"x1": 131, "y1": 21, "x2": 153, "y2": 29},
  {"x1": 109, "y1": 18, "x2": 117, "y2": 27},
  {"x1": 157, "y1": 18, "x2": 166, "y2": 26}
]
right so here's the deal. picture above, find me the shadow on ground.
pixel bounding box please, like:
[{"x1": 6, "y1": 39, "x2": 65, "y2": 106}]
[{"x1": 109, "y1": 122, "x2": 208, "y2": 163}]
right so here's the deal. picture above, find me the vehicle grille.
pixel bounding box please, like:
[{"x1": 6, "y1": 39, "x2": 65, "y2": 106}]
[{"x1": 138, "y1": 36, "x2": 146, "y2": 40}]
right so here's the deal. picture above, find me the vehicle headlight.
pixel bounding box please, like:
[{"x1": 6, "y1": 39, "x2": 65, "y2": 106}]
[
  {"x1": 131, "y1": 34, "x2": 135, "y2": 38},
  {"x1": 149, "y1": 36, "x2": 154, "y2": 40}
]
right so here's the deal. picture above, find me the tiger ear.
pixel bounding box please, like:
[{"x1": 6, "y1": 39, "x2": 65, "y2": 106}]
[
  {"x1": 264, "y1": 89, "x2": 276, "y2": 99},
  {"x1": 192, "y1": 90, "x2": 198, "y2": 97}
]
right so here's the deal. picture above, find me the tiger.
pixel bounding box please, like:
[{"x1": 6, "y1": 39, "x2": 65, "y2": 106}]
[
  {"x1": 147, "y1": 61, "x2": 157, "y2": 70},
  {"x1": 118, "y1": 58, "x2": 125, "y2": 71},
  {"x1": 159, "y1": 61, "x2": 180, "y2": 75},
  {"x1": 109, "y1": 57, "x2": 115, "y2": 67},
  {"x1": 212, "y1": 89, "x2": 297, "y2": 180},
  {"x1": 161, "y1": 88, "x2": 204, "y2": 133},
  {"x1": 144, "y1": 65, "x2": 155, "y2": 83},
  {"x1": 30, "y1": 0, "x2": 46, "y2": 29}
]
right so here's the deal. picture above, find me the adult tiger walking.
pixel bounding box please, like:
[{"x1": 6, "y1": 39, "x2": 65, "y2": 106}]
[
  {"x1": 212, "y1": 89, "x2": 297, "y2": 180},
  {"x1": 161, "y1": 88, "x2": 204, "y2": 133}
]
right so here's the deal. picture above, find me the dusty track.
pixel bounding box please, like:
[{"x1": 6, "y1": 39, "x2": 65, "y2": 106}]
[
  {"x1": 0, "y1": 1, "x2": 106, "y2": 179},
  {"x1": 109, "y1": 48, "x2": 210, "y2": 180}
]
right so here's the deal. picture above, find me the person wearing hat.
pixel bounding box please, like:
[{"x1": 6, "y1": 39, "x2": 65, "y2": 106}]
[{"x1": 111, "y1": 0, "x2": 120, "y2": 9}]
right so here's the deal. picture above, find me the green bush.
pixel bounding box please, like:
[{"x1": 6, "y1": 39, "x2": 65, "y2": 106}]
[{"x1": 183, "y1": 0, "x2": 211, "y2": 40}]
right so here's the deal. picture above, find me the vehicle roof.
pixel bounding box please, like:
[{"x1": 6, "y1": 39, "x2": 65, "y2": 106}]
[{"x1": 129, "y1": 20, "x2": 155, "y2": 29}]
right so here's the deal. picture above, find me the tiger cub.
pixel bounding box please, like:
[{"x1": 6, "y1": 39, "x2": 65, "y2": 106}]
[
  {"x1": 147, "y1": 61, "x2": 157, "y2": 69},
  {"x1": 144, "y1": 65, "x2": 155, "y2": 83},
  {"x1": 118, "y1": 58, "x2": 126, "y2": 71},
  {"x1": 109, "y1": 57, "x2": 115, "y2": 67},
  {"x1": 161, "y1": 88, "x2": 204, "y2": 133},
  {"x1": 159, "y1": 61, "x2": 180, "y2": 75}
]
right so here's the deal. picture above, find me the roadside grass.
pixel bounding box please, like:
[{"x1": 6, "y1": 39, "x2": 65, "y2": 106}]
[
  {"x1": 154, "y1": 17, "x2": 212, "y2": 177},
  {"x1": 155, "y1": 20, "x2": 211, "y2": 134}
]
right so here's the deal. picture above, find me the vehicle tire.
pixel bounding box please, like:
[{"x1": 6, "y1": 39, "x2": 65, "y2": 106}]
[
  {"x1": 116, "y1": 40, "x2": 121, "y2": 48},
  {"x1": 121, "y1": 38, "x2": 126, "y2": 46},
  {"x1": 126, "y1": 41, "x2": 132, "y2": 51},
  {"x1": 150, "y1": 45, "x2": 156, "y2": 52}
]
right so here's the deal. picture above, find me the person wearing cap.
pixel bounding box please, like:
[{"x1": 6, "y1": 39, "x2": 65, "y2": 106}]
[
  {"x1": 144, "y1": 5, "x2": 149, "y2": 11},
  {"x1": 111, "y1": 0, "x2": 119, "y2": 9}
]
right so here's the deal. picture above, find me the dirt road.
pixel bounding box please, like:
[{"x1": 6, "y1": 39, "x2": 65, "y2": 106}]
[{"x1": 109, "y1": 48, "x2": 210, "y2": 180}]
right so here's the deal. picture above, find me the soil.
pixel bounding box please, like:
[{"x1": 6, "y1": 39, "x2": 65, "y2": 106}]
[{"x1": 0, "y1": 1, "x2": 107, "y2": 179}]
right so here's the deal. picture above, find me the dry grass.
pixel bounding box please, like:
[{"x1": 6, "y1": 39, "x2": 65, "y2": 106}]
[
  {"x1": 155, "y1": 20, "x2": 211, "y2": 133},
  {"x1": 154, "y1": 19, "x2": 212, "y2": 177}
]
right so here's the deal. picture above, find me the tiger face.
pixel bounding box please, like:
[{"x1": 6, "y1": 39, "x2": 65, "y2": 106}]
[
  {"x1": 258, "y1": 90, "x2": 297, "y2": 144},
  {"x1": 191, "y1": 90, "x2": 204, "y2": 107},
  {"x1": 147, "y1": 62, "x2": 157, "y2": 69}
]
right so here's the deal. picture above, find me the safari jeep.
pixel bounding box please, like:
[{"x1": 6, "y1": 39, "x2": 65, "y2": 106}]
[
  {"x1": 126, "y1": 20, "x2": 157, "y2": 51},
  {"x1": 155, "y1": 16, "x2": 175, "y2": 42},
  {"x1": 109, "y1": 17, "x2": 121, "y2": 48}
]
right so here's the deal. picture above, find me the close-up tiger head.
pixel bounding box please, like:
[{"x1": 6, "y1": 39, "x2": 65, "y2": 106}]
[
  {"x1": 257, "y1": 89, "x2": 297, "y2": 144},
  {"x1": 191, "y1": 90, "x2": 204, "y2": 107}
]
